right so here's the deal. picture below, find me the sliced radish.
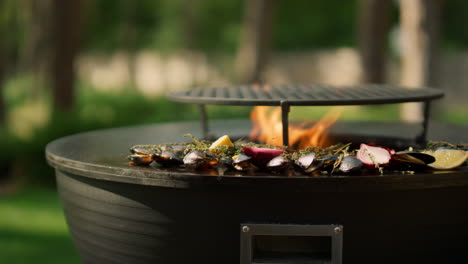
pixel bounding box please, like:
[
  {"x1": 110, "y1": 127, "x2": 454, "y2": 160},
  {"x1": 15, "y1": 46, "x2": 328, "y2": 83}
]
[
  {"x1": 242, "y1": 147, "x2": 287, "y2": 168},
  {"x1": 356, "y1": 144, "x2": 392, "y2": 167}
]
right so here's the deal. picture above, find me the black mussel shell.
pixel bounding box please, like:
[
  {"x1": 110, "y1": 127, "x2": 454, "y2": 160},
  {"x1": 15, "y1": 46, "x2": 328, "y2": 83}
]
[
  {"x1": 393, "y1": 151, "x2": 435, "y2": 165},
  {"x1": 295, "y1": 153, "x2": 323, "y2": 173},
  {"x1": 314, "y1": 155, "x2": 341, "y2": 173},
  {"x1": 130, "y1": 146, "x2": 154, "y2": 155},
  {"x1": 219, "y1": 156, "x2": 233, "y2": 167},
  {"x1": 153, "y1": 150, "x2": 183, "y2": 167},
  {"x1": 161, "y1": 145, "x2": 187, "y2": 155},
  {"x1": 266, "y1": 155, "x2": 292, "y2": 171},
  {"x1": 295, "y1": 153, "x2": 315, "y2": 169},
  {"x1": 233, "y1": 153, "x2": 257, "y2": 171},
  {"x1": 338, "y1": 156, "x2": 363, "y2": 174},
  {"x1": 128, "y1": 154, "x2": 154, "y2": 166},
  {"x1": 183, "y1": 150, "x2": 218, "y2": 169},
  {"x1": 183, "y1": 150, "x2": 205, "y2": 167}
]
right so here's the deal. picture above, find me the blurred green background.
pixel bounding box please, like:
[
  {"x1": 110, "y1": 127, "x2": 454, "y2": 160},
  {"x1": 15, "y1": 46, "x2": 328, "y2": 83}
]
[{"x1": 1, "y1": 0, "x2": 467, "y2": 263}]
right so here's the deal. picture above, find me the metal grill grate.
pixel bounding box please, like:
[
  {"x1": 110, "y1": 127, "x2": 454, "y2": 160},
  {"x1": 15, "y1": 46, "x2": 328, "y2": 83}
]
[
  {"x1": 167, "y1": 84, "x2": 443, "y2": 106},
  {"x1": 166, "y1": 84, "x2": 444, "y2": 146}
]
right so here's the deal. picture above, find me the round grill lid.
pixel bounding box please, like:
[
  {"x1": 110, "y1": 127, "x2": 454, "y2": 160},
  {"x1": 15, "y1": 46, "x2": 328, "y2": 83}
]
[{"x1": 167, "y1": 84, "x2": 443, "y2": 106}]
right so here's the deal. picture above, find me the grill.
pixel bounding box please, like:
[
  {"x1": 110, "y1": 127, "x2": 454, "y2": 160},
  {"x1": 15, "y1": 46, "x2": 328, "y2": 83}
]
[
  {"x1": 46, "y1": 84, "x2": 468, "y2": 264},
  {"x1": 168, "y1": 84, "x2": 443, "y2": 145}
]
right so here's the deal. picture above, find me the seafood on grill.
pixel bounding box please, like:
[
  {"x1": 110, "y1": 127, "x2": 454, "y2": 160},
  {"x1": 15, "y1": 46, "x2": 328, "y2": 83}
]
[
  {"x1": 266, "y1": 155, "x2": 293, "y2": 172},
  {"x1": 338, "y1": 155, "x2": 363, "y2": 174},
  {"x1": 128, "y1": 136, "x2": 468, "y2": 175},
  {"x1": 183, "y1": 150, "x2": 219, "y2": 169},
  {"x1": 232, "y1": 153, "x2": 258, "y2": 171}
]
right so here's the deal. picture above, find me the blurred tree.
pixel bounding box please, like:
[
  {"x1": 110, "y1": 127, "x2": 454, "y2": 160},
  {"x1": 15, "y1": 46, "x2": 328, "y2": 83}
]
[
  {"x1": 182, "y1": 0, "x2": 199, "y2": 50},
  {"x1": 20, "y1": 0, "x2": 53, "y2": 94},
  {"x1": 0, "y1": 0, "x2": 19, "y2": 123},
  {"x1": 273, "y1": 1, "x2": 357, "y2": 50},
  {"x1": 400, "y1": 0, "x2": 442, "y2": 122},
  {"x1": 120, "y1": 0, "x2": 138, "y2": 86},
  {"x1": 235, "y1": 0, "x2": 276, "y2": 83},
  {"x1": 51, "y1": 0, "x2": 83, "y2": 111},
  {"x1": 358, "y1": 0, "x2": 391, "y2": 83}
]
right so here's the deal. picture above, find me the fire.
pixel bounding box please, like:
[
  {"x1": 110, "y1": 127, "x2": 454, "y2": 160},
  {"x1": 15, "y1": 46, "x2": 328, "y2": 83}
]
[{"x1": 249, "y1": 106, "x2": 342, "y2": 149}]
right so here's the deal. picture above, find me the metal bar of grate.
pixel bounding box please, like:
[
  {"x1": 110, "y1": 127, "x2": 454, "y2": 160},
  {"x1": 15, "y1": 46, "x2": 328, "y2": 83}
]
[
  {"x1": 167, "y1": 84, "x2": 443, "y2": 106},
  {"x1": 167, "y1": 84, "x2": 444, "y2": 146}
]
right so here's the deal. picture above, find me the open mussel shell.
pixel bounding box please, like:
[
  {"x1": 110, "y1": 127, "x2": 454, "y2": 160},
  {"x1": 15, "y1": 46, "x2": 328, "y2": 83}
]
[
  {"x1": 338, "y1": 156, "x2": 363, "y2": 174},
  {"x1": 183, "y1": 150, "x2": 219, "y2": 169},
  {"x1": 393, "y1": 151, "x2": 435, "y2": 165},
  {"x1": 266, "y1": 155, "x2": 292, "y2": 172},
  {"x1": 295, "y1": 153, "x2": 323, "y2": 173},
  {"x1": 128, "y1": 154, "x2": 154, "y2": 166},
  {"x1": 161, "y1": 145, "x2": 187, "y2": 155},
  {"x1": 232, "y1": 153, "x2": 258, "y2": 171},
  {"x1": 153, "y1": 150, "x2": 183, "y2": 167},
  {"x1": 130, "y1": 145, "x2": 155, "y2": 155}
]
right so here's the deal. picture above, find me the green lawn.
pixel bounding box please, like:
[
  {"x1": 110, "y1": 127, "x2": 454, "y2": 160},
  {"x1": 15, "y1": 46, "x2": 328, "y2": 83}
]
[{"x1": 0, "y1": 189, "x2": 82, "y2": 264}]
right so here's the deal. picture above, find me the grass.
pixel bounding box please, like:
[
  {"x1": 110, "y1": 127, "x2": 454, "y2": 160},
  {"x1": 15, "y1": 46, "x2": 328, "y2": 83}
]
[{"x1": 0, "y1": 188, "x2": 82, "y2": 264}]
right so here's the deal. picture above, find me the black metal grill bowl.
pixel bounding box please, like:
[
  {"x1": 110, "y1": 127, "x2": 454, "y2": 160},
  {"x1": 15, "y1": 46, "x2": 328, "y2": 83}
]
[{"x1": 46, "y1": 120, "x2": 468, "y2": 264}]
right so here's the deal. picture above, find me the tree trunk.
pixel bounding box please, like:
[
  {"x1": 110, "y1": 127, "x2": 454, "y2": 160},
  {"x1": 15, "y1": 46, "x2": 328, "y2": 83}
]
[
  {"x1": 0, "y1": 0, "x2": 18, "y2": 123},
  {"x1": 0, "y1": 48, "x2": 5, "y2": 123},
  {"x1": 235, "y1": 0, "x2": 276, "y2": 83},
  {"x1": 358, "y1": 0, "x2": 391, "y2": 83},
  {"x1": 120, "y1": 0, "x2": 137, "y2": 87},
  {"x1": 51, "y1": 0, "x2": 83, "y2": 111},
  {"x1": 182, "y1": 0, "x2": 199, "y2": 51},
  {"x1": 399, "y1": 0, "x2": 442, "y2": 122}
]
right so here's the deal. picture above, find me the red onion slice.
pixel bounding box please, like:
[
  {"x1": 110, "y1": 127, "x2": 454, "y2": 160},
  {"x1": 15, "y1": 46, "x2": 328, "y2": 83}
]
[
  {"x1": 356, "y1": 144, "x2": 392, "y2": 166},
  {"x1": 242, "y1": 147, "x2": 287, "y2": 168}
]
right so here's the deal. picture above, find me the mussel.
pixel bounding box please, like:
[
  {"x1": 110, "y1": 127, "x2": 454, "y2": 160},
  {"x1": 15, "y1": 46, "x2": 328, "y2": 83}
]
[
  {"x1": 266, "y1": 155, "x2": 292, "y2": 172},
  {"x1": 183, "y1": 150, "x2": 219, "y2": 169},
  {"x1": 161, "y1": 145, "x2": 187, "y2": 155},
  {"x1": 338, "y1": 155, "x2": 363, "y2": 174},
  {"x1": 130, "y1": 145, "x2": 155, "y2": 155},
  {"x1": 232, "y1": 153, "x2": 258, "y2": 171},
  {"x1": 128, "y1": 154, "x2": 154, "y2": 166},
  {"x1": 393, "y1": 151, "x2": 435, "y2": 165},
  {"x1": 295, "y1": 153, "x2": 323, "y2": 173},
  {"x1": 153, "y1": 150, "x2": 183, "y2": 167}
]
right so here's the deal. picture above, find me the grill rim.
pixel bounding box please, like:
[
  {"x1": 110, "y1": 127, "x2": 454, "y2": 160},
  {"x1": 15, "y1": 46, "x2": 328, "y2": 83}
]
[
  {"x1": 45, "y1": 122, "x2": 468, "y2": 191},
  {"x1": 166, "y1": 84, "x2": 444, "y2": 106}
]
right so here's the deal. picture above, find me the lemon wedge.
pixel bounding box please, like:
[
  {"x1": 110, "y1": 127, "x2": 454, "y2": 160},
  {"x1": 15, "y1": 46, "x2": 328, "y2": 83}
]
[
  {"x1": 209, "y1": 135, "x2": 234, "y2": 153},
  {"x1": 423, "y1": 149, "x2": 468, "y2": 170}
]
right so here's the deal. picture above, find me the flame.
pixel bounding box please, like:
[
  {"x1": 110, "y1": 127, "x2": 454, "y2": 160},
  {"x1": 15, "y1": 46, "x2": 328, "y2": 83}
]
[{"x1": 249, "y1": 106, "x2": 343, "y2": 149}]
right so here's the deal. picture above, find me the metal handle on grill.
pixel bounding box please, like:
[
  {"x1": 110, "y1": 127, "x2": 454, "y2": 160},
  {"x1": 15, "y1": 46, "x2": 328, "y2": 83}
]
[{"x1": 240, "y1": 224, "x2": 343, "y2": 264}]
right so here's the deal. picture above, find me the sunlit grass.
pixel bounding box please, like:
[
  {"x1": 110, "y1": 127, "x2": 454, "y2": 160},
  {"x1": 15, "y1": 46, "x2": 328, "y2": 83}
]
[{"x1": 0, "y1": 189, "x2": 81, "y2": 264}]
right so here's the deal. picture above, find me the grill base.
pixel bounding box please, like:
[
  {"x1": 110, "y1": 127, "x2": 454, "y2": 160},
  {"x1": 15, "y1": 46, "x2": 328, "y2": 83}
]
[{"x1": 58, "y1": 170, "x2": 468, "y2": 264}]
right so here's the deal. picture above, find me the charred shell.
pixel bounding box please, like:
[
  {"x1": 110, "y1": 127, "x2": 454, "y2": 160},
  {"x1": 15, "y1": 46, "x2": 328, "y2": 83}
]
[
  {"x1": 338, "y1": 156, "x2": 363, "y2": 174},
  {"x1": 393, "y1": 151, "x2": 435, "y2": 165},
  {"x1": 183, "y1": 150, "x2": 219, "y2": 169},
  {"x1": 295, "y1": 153, "x2": 323, "y2": 173},
  {"x1": 153, "y1": 150, "x2": 183, "y2": 167},
  {"x1": 130, "y1": 145, "x2": 155, "y2": 155},
  {"x1": 128, "y1": 154, "x2": 154, "y2": 166},
  {"x1": 232, "y1": 153, "x2": 258, "y2": 171},
  {"x1": 160, "y1": 144, "x2": 187, "y2": 155},
  {"x1": 266, "y1": 155, "x2": 292, "y2": 172}
]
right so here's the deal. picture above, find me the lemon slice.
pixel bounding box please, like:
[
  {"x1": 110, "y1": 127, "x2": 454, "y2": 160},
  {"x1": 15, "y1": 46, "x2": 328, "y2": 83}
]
[
  {"x1": 423, "y1": 149, "x2": 468, "y2": 170},
  {"x1": 209, "y1": 135, "x2": 234, "y2": 153}
]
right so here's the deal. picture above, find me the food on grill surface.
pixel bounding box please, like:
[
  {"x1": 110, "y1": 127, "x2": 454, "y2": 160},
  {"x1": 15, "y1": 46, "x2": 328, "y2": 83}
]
[
  {"x1": 356, "y1": 144, "x2": 393, "y2": 167},
  {"x1": 209, "y1": 135, "x2": 234, "y2": 153},
  {"x1": 242, "y1": 147, "x2": 286, "y2": 168},
  {"x1": 128, "y1": 135, "x2": 468, "y2": 175},
  {"x1": 423, "y1": 148, "x2": 468, "y2": 170},
  {"x1": 338, "y1": 156, "x2": 363, "y2": 174}
]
